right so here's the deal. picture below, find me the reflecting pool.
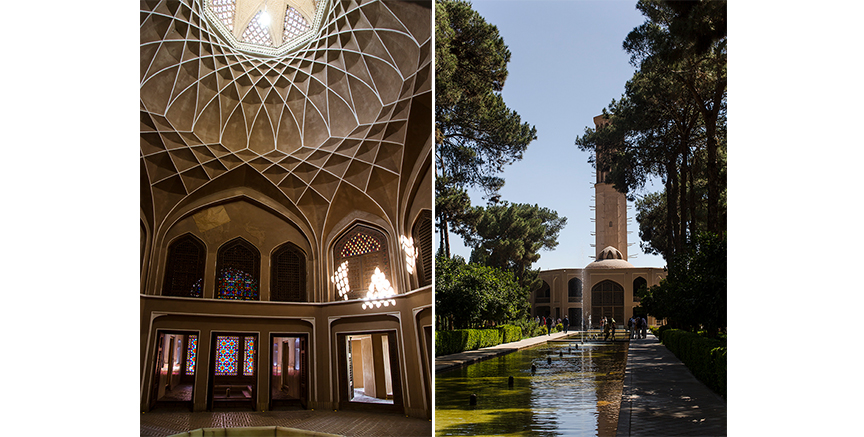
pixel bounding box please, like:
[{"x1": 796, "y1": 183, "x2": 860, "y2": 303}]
[{"x1": 435, "y1": 337, "x2": 627, "y2": 436}]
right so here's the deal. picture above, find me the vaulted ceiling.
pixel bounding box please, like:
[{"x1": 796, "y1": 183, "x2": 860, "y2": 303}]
[{"x1": 140, "y1": 0, "x2": 432, "y2": 244}]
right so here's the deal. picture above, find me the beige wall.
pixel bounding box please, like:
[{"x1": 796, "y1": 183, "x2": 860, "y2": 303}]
[
  {"x1": 140, "y1": 286, "x2": 431, "y2": 418},
  {"x1": 533, "y1": 268, "x2": 666, "y2": 327}
]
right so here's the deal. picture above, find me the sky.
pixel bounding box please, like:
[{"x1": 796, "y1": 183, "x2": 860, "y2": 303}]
[
  {"x1": 4, "y1": 1, "x2": 864, "y2": 432},
  {"x1": 439, "y1": 0, "x2": 668, "y2": 270}
]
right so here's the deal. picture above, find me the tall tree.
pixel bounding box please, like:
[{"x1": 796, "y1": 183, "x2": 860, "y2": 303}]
[
  {"x1": 457, "y1": 202, "x2": 566, "y2": 291},
  {"x1": 435, "y1": 0, "x2": 537, "y2": 256},
  {"x1": 637, "y1": 231, "x2": 727, "y2": 337},
  {"x1": 624, "y1": 0, "x2": 727, "y2": 235}
]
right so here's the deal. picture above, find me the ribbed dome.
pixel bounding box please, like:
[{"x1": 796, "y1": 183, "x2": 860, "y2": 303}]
[{"x1": 586, "y1": 246, "x2": 634, "y2": 269}]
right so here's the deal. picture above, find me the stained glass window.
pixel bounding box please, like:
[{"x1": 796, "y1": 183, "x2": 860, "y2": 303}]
[
  {"x1": 215, "y1": 336, "x2": 239, "y2": 376},
  {"x1": 163, "y1": 234, "x2": 205, "y2": 298},
  {"x1": 243, "y1": 336, "x2": 256, "y2": 376},
  {"x1": 272, "y1": 243, "x2": 306, "y2": 302},
  {"x1": 216, "y1": 238, "x2": 260, "y2": 300},
  {"x1": 186, "y1": 335, "x2": 198, "y2": 375},
  {"x1": 333, "y1": 226, "x2": 390, "y2": 301},
  {"x1": 340, "y1": 232, "x2": 382, "y2": 258}
]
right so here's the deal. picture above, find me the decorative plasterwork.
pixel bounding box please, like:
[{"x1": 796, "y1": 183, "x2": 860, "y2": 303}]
[
  {"x1": 141, "y1": 0, "x2": 433, "y2": 243},
  {"x1": 203, "y1": 0, "x2": 328, "y2": 57}
]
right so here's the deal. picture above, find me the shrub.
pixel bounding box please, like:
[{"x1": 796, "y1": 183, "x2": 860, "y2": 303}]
[
  {"x1": 498, "y1": 324, "x2": 523, "y2": 343},
  {"x1": 436, "y1": 327, "x2": 521, "y2": 356},
  {"x1": 658, "y1": 329, "x2": 727, "y2": 399}
]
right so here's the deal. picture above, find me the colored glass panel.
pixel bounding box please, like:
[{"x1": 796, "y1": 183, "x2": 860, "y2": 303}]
[
  {"x1": 243, "y1": 336, "x2": 256, "y2": 376},
  {"x1": 215, "y1": 336, "x2": 239, "y2": 376},
  {"x1": 217, "y1": 266, "x2": 259, "y2": 300},
  {"x1": 186, "y1": 335, "x2": 198, "y2": 375},
  {"x1": 340, "y1": 232, "x2": 382, "y2": 258}
]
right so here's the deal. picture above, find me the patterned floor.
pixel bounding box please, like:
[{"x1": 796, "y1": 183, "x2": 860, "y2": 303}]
[{"x1": 141, "y1": 408, "x2": 431, "y2": 437}]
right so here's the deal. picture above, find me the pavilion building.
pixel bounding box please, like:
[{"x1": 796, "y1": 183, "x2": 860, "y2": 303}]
[{"x1": 532, "y1": 115, "x2": 665, "y2": 329}]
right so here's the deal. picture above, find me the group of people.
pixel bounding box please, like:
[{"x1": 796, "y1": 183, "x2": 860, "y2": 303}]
[
  {"x1": 627, "y1": 315, "x2": 648, "y2": 339},
  {"x1": 535, "y1": 314, "x2": 648, "y2": 340},
  {"x1": 536, "y1": 315, "x2": 571, "y2": 335}
]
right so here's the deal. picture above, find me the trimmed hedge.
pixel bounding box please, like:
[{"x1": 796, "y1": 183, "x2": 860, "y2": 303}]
[
  {"x1": 657, "y1": 328, "x2": 727, "y2": 399},
  {"x1": 436, "y1": 325, "x2": 523, "y2": 356}
]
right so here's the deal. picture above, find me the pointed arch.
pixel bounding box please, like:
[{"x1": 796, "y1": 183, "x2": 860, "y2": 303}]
[
  {"x1": 332, "y1": 223, "x2": 391, "y2": 302},
  {"x1": 271, "y1": 242, "x2": 307, "y2": 302},
  {"x1": 216, "y1": 237, "x2": 261, "y2": 300},
  {"x1": 411, "y1": 209, "x2": 432, "y2": 288},
  {"x1": 162, "y1": 233, "x2": 206, "y2": 298}
]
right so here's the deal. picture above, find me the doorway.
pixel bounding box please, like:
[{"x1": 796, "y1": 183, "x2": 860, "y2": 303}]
[
  {"x1": 149, "y1": 331, "x2": 198, "y2": 410},
  {"x1": 207, "y1": 333, "x2": 258, "y2": 410},
  {"x1": 338, "y1": 331, "x2": 403, "y2": 412},
  {"x1": 269, "y1": 334, "x2": 308, "y2": 410}
]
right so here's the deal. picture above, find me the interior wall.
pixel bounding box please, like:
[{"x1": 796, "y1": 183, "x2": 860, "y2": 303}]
[{"x1": 153, "y1": 199, "x2": 313, "y2": 301}]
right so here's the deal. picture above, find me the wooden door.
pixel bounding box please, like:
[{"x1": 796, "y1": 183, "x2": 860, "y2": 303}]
[
  {"x1": 149, "y1": 332, "x2": 165, "y2": 410},
  {"x1": 299, "y1": 336, "x2": 308, "y2": 409}
]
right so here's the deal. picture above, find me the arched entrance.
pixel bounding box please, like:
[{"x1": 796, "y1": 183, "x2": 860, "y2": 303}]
[{"x1": 591, "y1": 280, "x2": 624, "y2": 326}]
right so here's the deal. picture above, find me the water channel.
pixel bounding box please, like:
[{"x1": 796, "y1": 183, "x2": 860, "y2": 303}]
[{"x1": 435, "y1": 335, "x2": 627, "y2": 436}]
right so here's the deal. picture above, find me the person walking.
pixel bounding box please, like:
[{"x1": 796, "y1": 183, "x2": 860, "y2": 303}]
[
  {"x1": 610, "y1": 317, "x2": 616, "y2": 340},
  {"x1": 563, "y1": 315, "x2": 569, "y2": 334},
  {"x1": 641, "y1": 316, "x2": 648, "y2": 339},
  {"x1": 627, "y1": 317, "x2": 634, "y2": 339},
  {"x1": 546, "y1": 315, "x2": 553, "y2": 336}
]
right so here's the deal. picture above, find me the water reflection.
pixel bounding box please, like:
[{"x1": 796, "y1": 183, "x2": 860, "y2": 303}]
[{"x1": 436, "y1": 339, "x2": 627, "y2": 436}]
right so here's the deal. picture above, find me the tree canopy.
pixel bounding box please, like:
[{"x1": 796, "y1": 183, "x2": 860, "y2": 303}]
[
  {"x1": 435, "y1": 0, "x2": 537, "y2": 256},
  {"x1": 637, "y1": 232, "x2": 726, "y2": 337},
  {"x1": 435, "y1": 255, "x2": 529, "y2": 330},
  {"x1": 458, "y1": 202, "x2": 566, "y2": 291},
  {"x1": 576, "y1": 0, "x2": 726, "y2": 261}
]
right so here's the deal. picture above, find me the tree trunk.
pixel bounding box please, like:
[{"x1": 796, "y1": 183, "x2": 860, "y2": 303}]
[
  {"x1": 688, "y1": 152, "x2": 697, "y2": 240},
  {"x1": 664, "y1": 160, "x2": 677, "y2": 260},
  {"x1": 679, "y1": 140, "x2": 689, "y2": 247}
]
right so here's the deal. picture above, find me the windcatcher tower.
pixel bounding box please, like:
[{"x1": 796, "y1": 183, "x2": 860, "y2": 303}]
[{"x1": 592, "y1": 115, "x2": 628, "y2": 260}]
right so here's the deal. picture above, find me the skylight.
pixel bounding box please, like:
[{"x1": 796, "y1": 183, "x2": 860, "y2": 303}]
[{"x1": 204, "y1": 0, "x2": 325, "y2": 56}]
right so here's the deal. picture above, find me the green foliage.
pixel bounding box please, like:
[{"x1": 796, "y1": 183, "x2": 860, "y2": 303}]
[
  {"x1": 435, "y1": 0, "x2": 537, "y2": 195},
  {"x1": 459, "y1": 202, "x2": 566, "y2": 290},
  {"x1": 435, "y1": 326, "x2": 523, "y2": 356},
  {"x1": 638, "y1": 232, "x2": 726, "y2": 336},
  {"x1": 577, "y1": 0, "x2": 727, "y2": 259},
  {"x1": 657, "y1": 328, "x2": 727, "y2": 399},
  {"x1": 435, "y1": 0, "x2": 537, "y2": 253},
  {"x1": 511, "y1": 317, "x2": 546, "y2": 339},
  {"x1": 498, "y1": 324, "x2": 523, "y2": 343},
  {"x1": 435, "y1": 255, "x2": 529, "y2": 330}
]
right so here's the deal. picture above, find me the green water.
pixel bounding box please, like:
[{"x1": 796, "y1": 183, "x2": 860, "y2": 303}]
[{"x1": 436, "y1": 337, "x2": 627, "y2": 436}]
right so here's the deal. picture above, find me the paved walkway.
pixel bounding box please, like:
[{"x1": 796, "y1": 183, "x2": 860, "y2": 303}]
[
  {"x1": 617, "y1": 333, "x2": 727, "y2": 436},
  {"x1": 140, "y1": 408, "x2": 432, "y2": 437}
]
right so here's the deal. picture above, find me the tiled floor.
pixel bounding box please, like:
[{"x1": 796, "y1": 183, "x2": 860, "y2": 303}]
[{"x1": 141, "y1": 408, "x2": 431, "y2": 437}]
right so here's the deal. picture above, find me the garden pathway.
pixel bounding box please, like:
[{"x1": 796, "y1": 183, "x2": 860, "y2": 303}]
[{"x1": 616, "y1": 333, "x2": 727, "y2": 436}]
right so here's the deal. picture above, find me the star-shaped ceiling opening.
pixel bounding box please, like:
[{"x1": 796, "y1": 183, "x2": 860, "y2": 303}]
[{"x1": 204, "y1": 0, "x2": 325, "y2": 56}]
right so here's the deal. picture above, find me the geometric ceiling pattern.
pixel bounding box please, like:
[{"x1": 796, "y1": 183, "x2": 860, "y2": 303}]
[{"x1": 141, "y1": 0, "x2": 432, "y2": 239}]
